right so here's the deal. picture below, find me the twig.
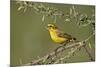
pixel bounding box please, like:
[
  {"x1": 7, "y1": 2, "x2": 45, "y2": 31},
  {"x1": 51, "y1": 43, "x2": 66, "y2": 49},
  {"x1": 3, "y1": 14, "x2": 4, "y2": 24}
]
[
  {"x1": 83, "y1": 33, "x2": 95, "y2": 61},
  {"x1": 54, "y1": 42, "x2": 85, "y2": 64},
  {"x1": 83, "y1": 45, "x2": 94, "y2": 61}
]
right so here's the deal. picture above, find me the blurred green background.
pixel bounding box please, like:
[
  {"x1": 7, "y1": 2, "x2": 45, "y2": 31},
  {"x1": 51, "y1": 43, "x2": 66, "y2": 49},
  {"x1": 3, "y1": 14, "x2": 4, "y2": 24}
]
[{"x1": 11, "y1": 1, "x2": 95, "y2": 65}]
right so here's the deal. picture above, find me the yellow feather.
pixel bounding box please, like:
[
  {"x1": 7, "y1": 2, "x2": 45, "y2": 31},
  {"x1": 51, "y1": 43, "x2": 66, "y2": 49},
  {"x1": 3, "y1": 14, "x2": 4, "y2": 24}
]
[{"x1": 49, "y1": 29, "x2": 66, "y2": 44}]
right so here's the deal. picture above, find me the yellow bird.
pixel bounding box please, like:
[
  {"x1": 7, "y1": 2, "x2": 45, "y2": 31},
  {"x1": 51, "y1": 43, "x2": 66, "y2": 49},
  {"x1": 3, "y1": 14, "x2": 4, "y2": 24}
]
[{"x1": 47, "y1": 24, "x2": 76, "y2": 45}]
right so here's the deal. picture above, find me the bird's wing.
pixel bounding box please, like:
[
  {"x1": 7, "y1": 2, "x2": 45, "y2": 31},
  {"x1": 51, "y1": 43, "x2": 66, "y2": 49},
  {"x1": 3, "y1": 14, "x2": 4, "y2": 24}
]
[{"x1": 56, "y1": 30, "x2": 72, "y2": 39}]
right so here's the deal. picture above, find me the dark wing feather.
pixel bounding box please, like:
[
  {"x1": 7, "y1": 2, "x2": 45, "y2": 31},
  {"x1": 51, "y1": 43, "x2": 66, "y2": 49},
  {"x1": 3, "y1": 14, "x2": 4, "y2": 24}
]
[
  {"x1": 56, "y1": 30, "x2": 71, "y2": 38},
  {"x1": 56, "y1": 30, "x2": 76, "y2": 40}
]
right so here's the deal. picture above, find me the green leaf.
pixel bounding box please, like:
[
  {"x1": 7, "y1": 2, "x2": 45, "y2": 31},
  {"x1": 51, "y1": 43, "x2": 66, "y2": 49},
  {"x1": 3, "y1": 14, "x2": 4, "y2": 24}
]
[
  {"x1": 88, "y1": 42, "x2": 92, "y2": 49},
  {"x1": 18, "y1": 6, "x2": 24, "y2": 11},
  {"x1": 42, "y1": 15, "x2": 45, "y2": 22}
]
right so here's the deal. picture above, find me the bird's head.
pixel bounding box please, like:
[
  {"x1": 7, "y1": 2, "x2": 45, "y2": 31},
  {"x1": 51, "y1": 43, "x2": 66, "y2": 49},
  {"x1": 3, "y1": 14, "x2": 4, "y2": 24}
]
[{"x1": 47, "y1": 24, "x2": 58, "y2": 31}]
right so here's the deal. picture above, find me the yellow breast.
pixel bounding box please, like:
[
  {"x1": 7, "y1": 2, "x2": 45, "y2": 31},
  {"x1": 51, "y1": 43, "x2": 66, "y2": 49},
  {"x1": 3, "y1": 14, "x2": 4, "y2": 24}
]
[{"x1": 49, "y1": 30, "x2": 66, "y2": 44}]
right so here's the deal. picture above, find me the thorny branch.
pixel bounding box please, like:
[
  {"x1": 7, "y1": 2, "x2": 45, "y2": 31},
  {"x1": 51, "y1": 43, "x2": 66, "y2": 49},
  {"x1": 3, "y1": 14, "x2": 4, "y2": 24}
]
[{"x1": 22, "y1": 33, "x2": 95, "y2": 65}]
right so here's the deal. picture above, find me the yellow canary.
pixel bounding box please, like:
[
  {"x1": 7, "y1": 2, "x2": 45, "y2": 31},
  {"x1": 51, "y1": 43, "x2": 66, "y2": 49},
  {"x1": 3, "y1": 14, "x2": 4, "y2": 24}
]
[{"x1": 47, "y1": 24, "x2": 76, "y2": 44}]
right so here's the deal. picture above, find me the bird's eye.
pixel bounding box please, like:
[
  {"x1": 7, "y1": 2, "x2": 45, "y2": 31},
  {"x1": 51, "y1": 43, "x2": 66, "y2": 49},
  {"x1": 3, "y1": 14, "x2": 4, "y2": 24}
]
[{"x1": 49, "y1": 25, "x2": 52, "y2": 27}]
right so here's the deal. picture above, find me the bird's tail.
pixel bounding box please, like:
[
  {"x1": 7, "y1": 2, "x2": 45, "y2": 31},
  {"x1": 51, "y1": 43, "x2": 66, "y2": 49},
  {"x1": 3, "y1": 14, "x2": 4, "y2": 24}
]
[{"x1": 73, "y1": 37, "x2": 76, "y2": 40}]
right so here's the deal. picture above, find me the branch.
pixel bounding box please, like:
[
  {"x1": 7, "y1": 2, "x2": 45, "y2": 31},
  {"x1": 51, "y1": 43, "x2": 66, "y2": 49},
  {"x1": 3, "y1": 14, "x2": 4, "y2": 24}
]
[
  {"x1": 53, "y1": 42, "x2": 85, "y2": 64},
  {"x1": 24, "y1": 42, "x2": 82, "y2": 65},
  {"x1": 22, "y1": 33, "x2": 94, "y2": 65},
  {"x1": 83, "y1": 33, "x2": 95, "y2": 61},
  {"x1": 78, "y1": 33, "x2": 95, "y2": 61},
  {"x1": 83, "y1": 45, "x2": 94, "y2": 61}
]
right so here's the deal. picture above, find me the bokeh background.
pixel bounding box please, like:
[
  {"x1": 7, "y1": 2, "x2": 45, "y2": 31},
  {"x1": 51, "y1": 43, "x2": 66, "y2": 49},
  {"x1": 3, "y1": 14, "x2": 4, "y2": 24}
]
[{"x1": 11, "y1": 1, "x2": 95, "y2": 65}]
